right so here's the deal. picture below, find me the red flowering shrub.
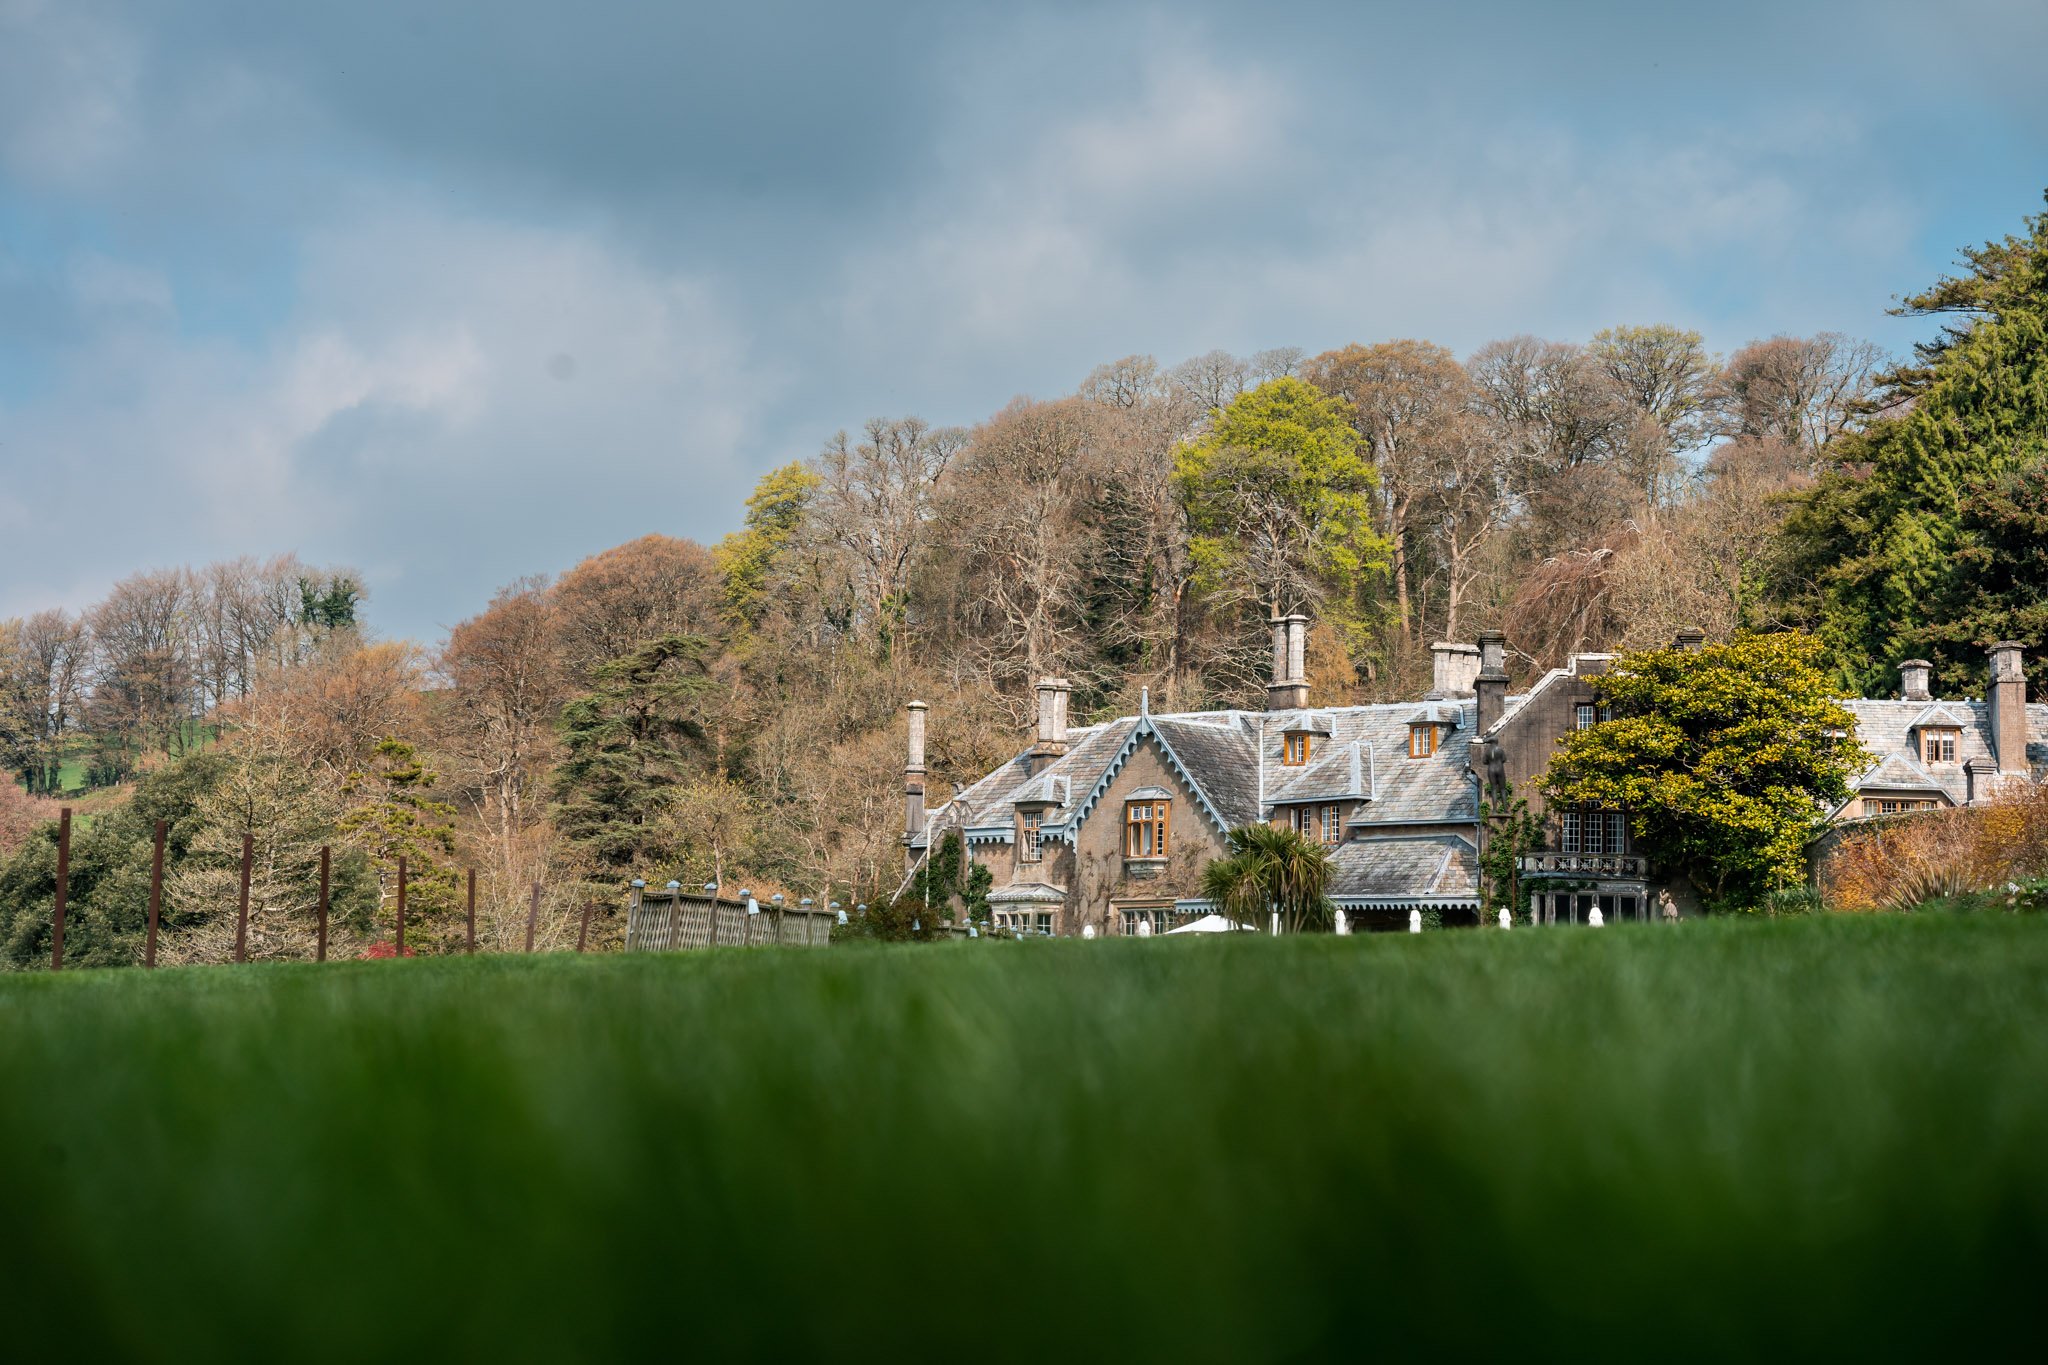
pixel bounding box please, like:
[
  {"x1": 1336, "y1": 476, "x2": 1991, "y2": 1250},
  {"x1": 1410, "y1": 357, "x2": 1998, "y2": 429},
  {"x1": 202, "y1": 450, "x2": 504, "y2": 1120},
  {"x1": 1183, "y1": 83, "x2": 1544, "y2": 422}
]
[{"x1": 363, "y1": 940, "x2": 417, "y2": 959}]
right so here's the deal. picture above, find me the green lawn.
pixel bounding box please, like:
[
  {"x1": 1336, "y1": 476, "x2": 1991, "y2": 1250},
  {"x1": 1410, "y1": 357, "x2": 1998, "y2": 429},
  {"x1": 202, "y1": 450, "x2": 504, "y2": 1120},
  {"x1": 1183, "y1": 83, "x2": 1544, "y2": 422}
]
[{"x1": 2, "y1": 917, "x2": 2043, "y2": 1360}]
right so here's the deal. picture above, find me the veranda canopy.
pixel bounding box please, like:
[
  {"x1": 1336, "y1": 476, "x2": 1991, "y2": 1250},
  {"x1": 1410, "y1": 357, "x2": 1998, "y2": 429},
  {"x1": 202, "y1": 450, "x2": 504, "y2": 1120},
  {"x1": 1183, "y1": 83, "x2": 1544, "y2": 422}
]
[{"x1": 1165, "y1": 913, "x2": 1254, "y2": 935}]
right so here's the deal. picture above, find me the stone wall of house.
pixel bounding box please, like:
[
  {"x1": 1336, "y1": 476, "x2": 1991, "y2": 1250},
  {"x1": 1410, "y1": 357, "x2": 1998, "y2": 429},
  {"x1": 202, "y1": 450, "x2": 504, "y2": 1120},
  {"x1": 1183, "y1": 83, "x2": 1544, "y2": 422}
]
[{"x1": 1066, "y1": 737, "x2": 1225, "y2": 935}]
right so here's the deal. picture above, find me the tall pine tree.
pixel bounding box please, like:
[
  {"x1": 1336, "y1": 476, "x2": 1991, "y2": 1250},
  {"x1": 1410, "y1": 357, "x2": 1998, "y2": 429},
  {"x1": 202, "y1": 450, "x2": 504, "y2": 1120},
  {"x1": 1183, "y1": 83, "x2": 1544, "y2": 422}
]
[{"x1": 1778, "y1": 191, "x2": 2048, "y2": 694}]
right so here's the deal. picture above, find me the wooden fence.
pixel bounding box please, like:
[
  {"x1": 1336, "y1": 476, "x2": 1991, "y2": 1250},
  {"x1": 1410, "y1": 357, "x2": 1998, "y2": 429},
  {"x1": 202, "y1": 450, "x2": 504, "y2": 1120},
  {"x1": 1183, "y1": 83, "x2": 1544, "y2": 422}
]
[{"x1": 623, "y1": 886, "x2": 835, "y2": 952}]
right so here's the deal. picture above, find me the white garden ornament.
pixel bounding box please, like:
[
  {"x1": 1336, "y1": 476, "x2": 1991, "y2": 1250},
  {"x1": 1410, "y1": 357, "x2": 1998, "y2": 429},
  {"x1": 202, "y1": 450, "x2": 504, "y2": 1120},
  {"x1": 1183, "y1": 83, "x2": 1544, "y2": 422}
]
[
  {"x1": 1334, "y1": 909, "x2": 1349, "y2": 936},
  {"x1": 1409, "y1": 909, "x2": 1421, "y2": 934},
  {"x1": 1499, "y1": 908, "x2": 1511, "y2": 930},
  {"x1": 1589, "y1": 906, "x2": 1605, "y2": 928}
]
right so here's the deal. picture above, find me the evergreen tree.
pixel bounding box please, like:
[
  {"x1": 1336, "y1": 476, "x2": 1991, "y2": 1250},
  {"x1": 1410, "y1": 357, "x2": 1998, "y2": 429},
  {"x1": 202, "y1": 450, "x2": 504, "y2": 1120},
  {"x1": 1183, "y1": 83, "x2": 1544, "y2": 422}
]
[
  {"x1": 1777, "y1": 191, "x2": 2048, "y2": 694},
  {"x1": 551, "y1": 634, "x2": 715, "y2": 876},
  {"x1": 1538, "y1": 634, "x2": 1868, "y2": 910},
  {"x1": 338, "y1": 738, "x2": 459, "y2": 947}
]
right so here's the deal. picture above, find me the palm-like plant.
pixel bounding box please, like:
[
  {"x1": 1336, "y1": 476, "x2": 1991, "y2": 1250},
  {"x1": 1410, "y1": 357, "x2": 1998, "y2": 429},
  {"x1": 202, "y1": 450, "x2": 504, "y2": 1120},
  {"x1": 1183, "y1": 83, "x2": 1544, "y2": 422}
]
[{"x1": 1199, "y1": 825, "x2": 1336, "y2": 934}]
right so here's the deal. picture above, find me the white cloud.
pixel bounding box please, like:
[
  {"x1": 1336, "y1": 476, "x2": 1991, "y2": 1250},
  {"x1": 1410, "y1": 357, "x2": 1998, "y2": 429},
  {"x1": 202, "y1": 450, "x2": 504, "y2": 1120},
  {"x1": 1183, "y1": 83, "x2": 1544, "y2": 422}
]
[
  {"x1": 0, "y1": 1, "x2": 141, "y2": 187},
  {"x1": 1, "y1": 200, "x2": 770, "y2": 635}
]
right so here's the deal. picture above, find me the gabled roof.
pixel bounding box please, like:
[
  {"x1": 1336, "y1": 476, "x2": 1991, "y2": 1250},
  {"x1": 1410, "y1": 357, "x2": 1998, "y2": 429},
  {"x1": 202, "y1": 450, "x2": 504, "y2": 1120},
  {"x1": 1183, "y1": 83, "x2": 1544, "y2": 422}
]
[
  {"x1": 1854, "y1": 752, "x2": 1948, "y2": 795},
  {"x1": 987, "y1": 882, "x2": 1068, "y2": 905},
  {"x1": 1840, "y1": 699, "x2": 2048, "y2": 806},
  {"x1": 915, "y1": 699, "x2": 1480, "y2": 849},
  {"x1": 1906, "y1": 703, "x2": 1971, "y2": 731}
]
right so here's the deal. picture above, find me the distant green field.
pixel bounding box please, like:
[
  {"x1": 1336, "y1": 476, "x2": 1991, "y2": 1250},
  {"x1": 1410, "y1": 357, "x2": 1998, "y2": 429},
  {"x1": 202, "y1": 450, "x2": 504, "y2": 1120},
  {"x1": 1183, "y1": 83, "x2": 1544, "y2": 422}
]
[{"x1": 1, "y1": 917, "x2": 2042, "y2": 1361}]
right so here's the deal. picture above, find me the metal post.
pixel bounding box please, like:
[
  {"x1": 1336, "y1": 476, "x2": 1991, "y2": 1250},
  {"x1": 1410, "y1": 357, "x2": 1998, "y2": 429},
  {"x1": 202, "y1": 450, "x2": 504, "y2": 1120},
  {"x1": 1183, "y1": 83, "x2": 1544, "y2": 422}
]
[
  {"x1": 317, "y1": 846, "x2": 330, "y2": 963},
  {"x1": 145, "y1": 819, "x2": 166, "y2": 968},
  {"x1": 577, "y1": 901, "x2": 592, "y2": 952},
  {"x1": 525, "y1": 882, "x2": 540, "y2": 952},
  {"x1": 465, "y1": 869, "x2": 477, "y2": 954},
  {"x1": 234, "y1": 830, "x2": 252, "y2": 963},
  {"x1": 395, "y1": 855, "x2": 408, "y2": 957},
  {"x1": 50, "y1": 806, "x2": 71, "y2": 971}
]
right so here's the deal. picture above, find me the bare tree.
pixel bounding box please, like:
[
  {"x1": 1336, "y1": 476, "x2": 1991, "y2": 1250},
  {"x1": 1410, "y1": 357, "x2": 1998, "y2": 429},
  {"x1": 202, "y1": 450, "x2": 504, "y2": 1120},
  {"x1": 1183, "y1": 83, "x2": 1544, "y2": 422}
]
[
  {"x1": 1589, "y1": 325, "x2": 1718, "y2": 503},
  {"x1": 810, "y1": 416, "x2": 967, "y2": 660},
  {"x1": 440, "y1": 577, "x2": 567, "y2": 888},
  {"x1": 1711, "y1": 333, "x2": 1888, "y2": 458},
  {"x1": 940, "y1": 398, "x2": 1102, "y2": 685},
  {"x1": 552, "y1": 535, "x2": 723, "y2": 680},
  {"x1": 88, "y1": 568, "x2": 196, "y2": 764}
]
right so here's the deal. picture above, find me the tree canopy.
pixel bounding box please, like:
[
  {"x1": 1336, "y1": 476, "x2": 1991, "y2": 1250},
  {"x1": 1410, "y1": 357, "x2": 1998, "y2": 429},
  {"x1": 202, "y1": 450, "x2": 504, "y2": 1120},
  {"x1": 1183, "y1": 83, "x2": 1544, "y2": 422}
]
[
  {"x1": 1776, "y1": 191, "x2": 2048, "y2": 695},
  {"x1": 1537, "y1": 633, "x2": 1868, "y2": 909},
  {"x1": 1174, "y1": 377, "x2": 1389, "y2": 622}
]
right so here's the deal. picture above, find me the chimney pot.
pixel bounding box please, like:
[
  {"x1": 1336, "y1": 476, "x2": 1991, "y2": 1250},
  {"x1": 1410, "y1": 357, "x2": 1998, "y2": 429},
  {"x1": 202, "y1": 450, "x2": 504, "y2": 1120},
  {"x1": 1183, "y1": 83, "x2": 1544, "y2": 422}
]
[{"x1": 1898, "y1": 659, "x2": 1932, "y2": 703}]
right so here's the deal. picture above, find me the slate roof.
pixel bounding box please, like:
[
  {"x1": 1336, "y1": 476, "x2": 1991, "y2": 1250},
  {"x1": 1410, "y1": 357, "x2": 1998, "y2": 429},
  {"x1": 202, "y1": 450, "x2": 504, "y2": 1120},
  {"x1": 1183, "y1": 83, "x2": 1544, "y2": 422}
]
[
  {"x1": 1326, "y1": 834, "x2": 1479, "y2": 903},
  {"x1": 1841, "y1": 699, "x2": 2048, "y2": 806},
  {"x1": 914, "y1": 700, "x2": 1479, "y2": 854}
]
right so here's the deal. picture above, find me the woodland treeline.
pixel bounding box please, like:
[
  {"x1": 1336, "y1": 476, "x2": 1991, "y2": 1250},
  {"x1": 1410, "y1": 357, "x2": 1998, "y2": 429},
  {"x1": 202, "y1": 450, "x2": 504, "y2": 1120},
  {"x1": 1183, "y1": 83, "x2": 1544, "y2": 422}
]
[{"x1": 2, "y1": 193, "x2": 2043, "y2": 962}]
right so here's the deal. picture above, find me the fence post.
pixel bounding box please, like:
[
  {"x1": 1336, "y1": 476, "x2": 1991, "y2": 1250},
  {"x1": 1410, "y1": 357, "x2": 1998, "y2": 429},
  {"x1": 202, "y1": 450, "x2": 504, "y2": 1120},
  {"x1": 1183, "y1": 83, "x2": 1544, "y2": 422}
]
[
  {"x1": 525, "y1": 882, "x2": 540, "y2": 952},
  {"x1": 234, "y1": 830, "x2": 252, "y2": 964},
  {"x1": 465, "y1": 869, "x2": 477, "y2": 954},
  {"x1": 395, "y1": 855, "x2": 408, "y2": 956},
  {"x1": 50, "y1": 806, "x2": 71, "y2": 971},
  {"x1": 316, "y1": 846, "x2": 330, "y2": 963},
  {"x1": 145, "y1": 819, "x2": 166, "y2": 968},
  {"x1": 577, "y1": 901, "x2": 592, "y2": 953}
]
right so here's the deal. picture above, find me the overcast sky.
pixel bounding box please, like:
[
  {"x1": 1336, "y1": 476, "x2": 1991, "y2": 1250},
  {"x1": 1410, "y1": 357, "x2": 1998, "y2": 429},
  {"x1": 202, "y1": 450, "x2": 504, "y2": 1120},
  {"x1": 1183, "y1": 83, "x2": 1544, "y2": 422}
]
[{"x1": 3, "y1": 0, "x2": 2045, "y2": 643}]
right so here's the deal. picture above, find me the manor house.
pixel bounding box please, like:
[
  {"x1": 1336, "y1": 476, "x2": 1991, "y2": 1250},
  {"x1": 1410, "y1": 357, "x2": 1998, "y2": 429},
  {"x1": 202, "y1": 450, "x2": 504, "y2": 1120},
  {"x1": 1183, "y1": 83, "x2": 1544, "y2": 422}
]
[{"x1": 900, "y1": 618, "x2": 2046, "y2": 934}]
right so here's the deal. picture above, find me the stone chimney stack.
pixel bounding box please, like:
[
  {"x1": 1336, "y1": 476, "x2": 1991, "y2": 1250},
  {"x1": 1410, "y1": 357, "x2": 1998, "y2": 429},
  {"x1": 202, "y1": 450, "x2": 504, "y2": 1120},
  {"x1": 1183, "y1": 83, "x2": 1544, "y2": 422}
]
[
  {"x1": 1429, "y1": 642, "x2": 1481, "y2": 699},
  {"x1": 904, "y1": 701, "x2": 928, "y2": 841},
  {"x1": 1988, "y1": 642, "x2": 2028, "y2": 777},
  {"x1": 1267, "y1": 613, "x2": 1310, "y2": 711},
  {"x1": 1674, "y1": 627, "x2": 1706, "y2": 652},
  {"x1": 1475, "y1": 631, "x2": 1508, "y2": 734},
  {"x1": 1899, "y1": 659, "x2": 1933, "y2": 703},
  {"x1": 1030, "y1": 677, "x2": 1071, "y2": 757}
]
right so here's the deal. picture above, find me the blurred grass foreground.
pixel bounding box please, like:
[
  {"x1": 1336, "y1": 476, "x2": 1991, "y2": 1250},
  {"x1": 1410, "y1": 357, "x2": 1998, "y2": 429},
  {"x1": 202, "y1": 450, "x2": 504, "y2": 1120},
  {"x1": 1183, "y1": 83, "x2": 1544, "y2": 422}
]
[{"x1": 2, "y1": 916, "x2": 2044, "y2": 1361}]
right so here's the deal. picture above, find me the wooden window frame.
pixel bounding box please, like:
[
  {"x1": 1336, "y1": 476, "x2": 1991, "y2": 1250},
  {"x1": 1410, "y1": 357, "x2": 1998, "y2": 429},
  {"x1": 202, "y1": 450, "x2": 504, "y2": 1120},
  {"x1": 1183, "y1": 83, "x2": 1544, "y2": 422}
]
[
  {"x1": 1019, "y1": 808, "x2": 1043, "y2": 864},
  {"x1": 1408, "y1": 723, "x2": 1438, "y2": 758},
  {"x1": 1921, "y1": 729, "x2": 1958, "y2": 764},
  {"x1": 1322, "y1": 804, "x2": 1342, "y2": 845},
  {"x1": 1125, "y1": 799, "x2": 1170, "y2": 859},
  {"x1": 1283, "y1": 732, "x2": 1310, "y2": 766}
]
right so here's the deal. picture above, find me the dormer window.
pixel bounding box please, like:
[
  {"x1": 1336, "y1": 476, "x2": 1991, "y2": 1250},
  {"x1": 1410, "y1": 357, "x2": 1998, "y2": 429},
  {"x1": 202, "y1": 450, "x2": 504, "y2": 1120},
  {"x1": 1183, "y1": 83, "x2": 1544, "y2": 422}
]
[
  {"x1": 1408, "y1": 723, "x2": 1439, "y2": 758},
  {"x1": 1019, "y1": 808, "x2": 1044, "y2": 863},
  {"x1": 1922, "y1": 728, "x2": 1959, "y2": 764},
  {"x1": 1283, "y1": 732, "x2": 1311, "y2": 766}
]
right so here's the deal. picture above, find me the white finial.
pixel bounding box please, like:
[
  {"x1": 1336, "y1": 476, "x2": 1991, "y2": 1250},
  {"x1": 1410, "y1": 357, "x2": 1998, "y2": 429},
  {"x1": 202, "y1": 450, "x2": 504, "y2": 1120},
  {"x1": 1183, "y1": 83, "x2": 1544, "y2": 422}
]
[
  {"x1": 1409, "y1": 909, "x2": 1422, "y2": 934},
  {"x1": 1140, "y1": 686, "x2": 1150, "y2": 717},
  {"x1": 1499, "y1": 908, "x2": 1511, "y2": 930}
]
